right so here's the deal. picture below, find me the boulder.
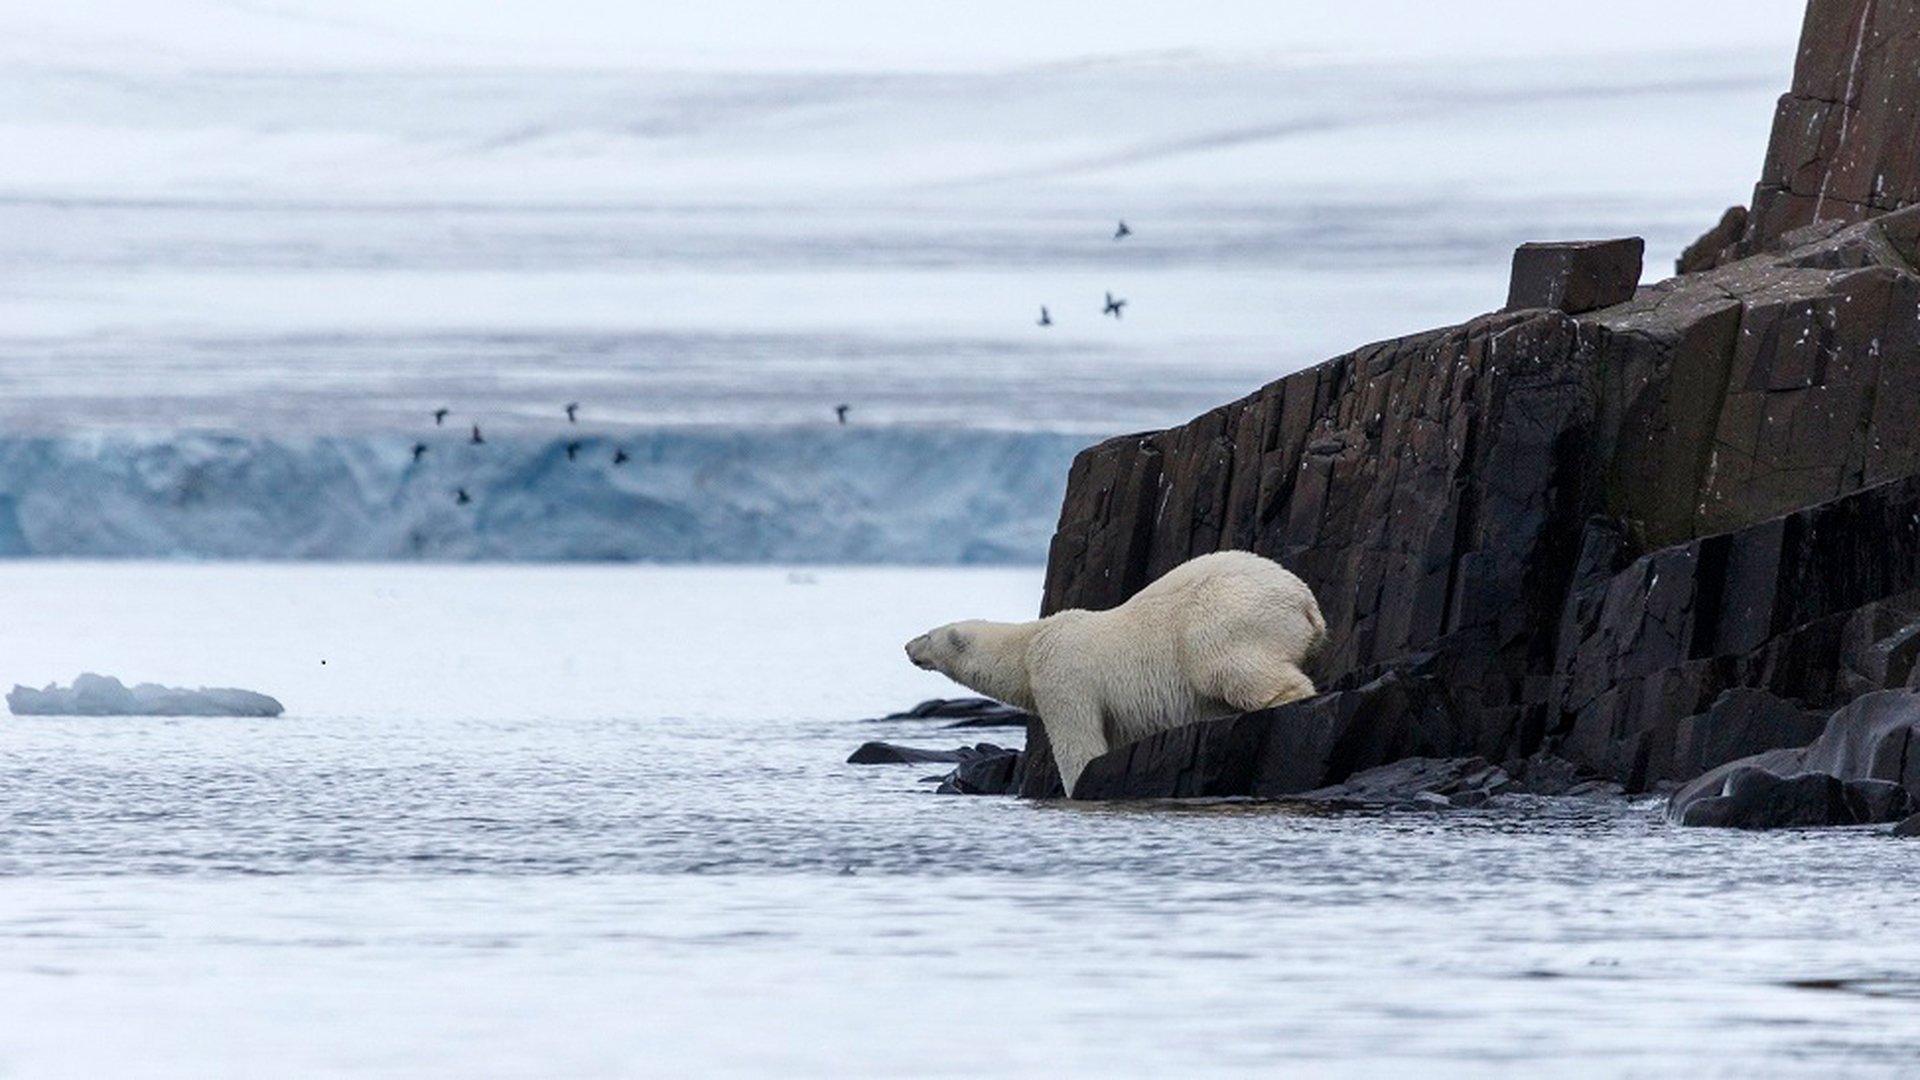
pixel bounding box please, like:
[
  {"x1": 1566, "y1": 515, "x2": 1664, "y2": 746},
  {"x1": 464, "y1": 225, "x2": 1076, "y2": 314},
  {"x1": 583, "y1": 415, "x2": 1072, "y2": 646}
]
[
  {"x1": 1675, "y1": 769, "x2": 1853, "y2": 829},
  {"x1": 1674, "y1": 770, "x2": 1913, "y2": 830},
  {"x1": 1668, "y1": 689, "x2": 1920, "y2": 825},
  {"x1": 1676, "y1": 206, "x2": 1748, "y2": 273},
  {"x1": 934, "y1": 746, "x2": 1025, "y2": 795},
  {"x1": 1291, "y1": 756, "x2": 1514, "y2": 809},
  {"x1": 1065, "y1": 668, "x2": 1479, "y2": 801},
  {"x1": 875, "y1": 697, "x2": 1034, "y2": 728},
  {"x1": 1894, "y1": 812, "x2": 1920, "y2": 837},
  {"x1": 845, "y1": 741, "x2": 1012, "y2": 766},
  {"x1": 1504, "y1": 238, "x2": 1644, "y2": 314}
]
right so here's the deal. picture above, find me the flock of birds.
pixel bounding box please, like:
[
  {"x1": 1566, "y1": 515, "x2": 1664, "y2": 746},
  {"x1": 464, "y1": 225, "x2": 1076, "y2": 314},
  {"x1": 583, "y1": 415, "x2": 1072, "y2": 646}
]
[
  {"x1": 422, "y1": 220, "x2": 1134, "y2": 506},
  {"x1": 415, "y1": 401, "x2": 628, "y2": 507},
  {"x1": 1037, "y1": 219, "x2": 1132, "y2": 329}
]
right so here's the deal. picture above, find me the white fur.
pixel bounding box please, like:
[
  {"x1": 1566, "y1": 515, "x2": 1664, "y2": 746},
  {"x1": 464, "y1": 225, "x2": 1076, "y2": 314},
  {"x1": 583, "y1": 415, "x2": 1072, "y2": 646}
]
[{"x1": 905, "y1": 550, "x2": 1327, "y2": 797}]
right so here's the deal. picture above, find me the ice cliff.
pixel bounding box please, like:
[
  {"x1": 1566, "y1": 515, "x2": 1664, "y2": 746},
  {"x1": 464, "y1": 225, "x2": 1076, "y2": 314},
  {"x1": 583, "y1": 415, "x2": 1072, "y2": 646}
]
[{"x1": 0, "y1": 429, "x2": 1087, "y2": 563}]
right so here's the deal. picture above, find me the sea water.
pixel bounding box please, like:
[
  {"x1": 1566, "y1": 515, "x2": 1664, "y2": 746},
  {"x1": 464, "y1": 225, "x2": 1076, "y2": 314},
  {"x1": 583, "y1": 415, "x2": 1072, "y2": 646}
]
[{"x1": 0, "y1": 563, "x2": 1917, "y2": 1078}]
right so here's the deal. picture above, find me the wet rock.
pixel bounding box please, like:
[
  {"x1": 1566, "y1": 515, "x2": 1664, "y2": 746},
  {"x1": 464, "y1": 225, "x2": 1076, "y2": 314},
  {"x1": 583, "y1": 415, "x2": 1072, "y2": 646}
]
[
  {"x1": 1669, "y1": 690, "x2": 1920, "y2": 825},
  {"x1": 1290, "y1": 756, "x2": 1513, "y2": 809},
  {"x1": 1065, "y1": 667, "x2": 1478, "y2": 801},
  {"x1": 1677, "y1": 205, "x2": 1748, "y2": 273},
  {"x1": 1676, "y1": 768, "x2": 1853, "y2": 829},
  {"x1": 934, "y1": 745, "x2": 1024, "y2": 795},
  {"x1": 1504, "y1": 238, "x2": 1645, "y2": 314},
  {"x1": 847, "y1": 741, "x2": 1012, "y2": 766},
  {"x1": 1500, "y1": 751, "x2": 1594, "y2": 796},
  {"x1": 1894, "y1": 812, "x2": 1920, "y2": 837},
  {"x1": 1844, "y1": 779, "x2": 1917, "y2": 825},
  {"x1": 873, "y1": 697, "x2": 1035, "y2": 728},
  {"x1": 1678, "y1": 770, "x2": 1912, "y2": 830}
]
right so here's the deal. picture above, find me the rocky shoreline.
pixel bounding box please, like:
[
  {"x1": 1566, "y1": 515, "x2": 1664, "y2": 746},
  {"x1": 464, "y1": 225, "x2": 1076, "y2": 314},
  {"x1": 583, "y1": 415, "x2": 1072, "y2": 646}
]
[{"x1": 855, "y1": 1, "x2": 1920, "y2": 833}]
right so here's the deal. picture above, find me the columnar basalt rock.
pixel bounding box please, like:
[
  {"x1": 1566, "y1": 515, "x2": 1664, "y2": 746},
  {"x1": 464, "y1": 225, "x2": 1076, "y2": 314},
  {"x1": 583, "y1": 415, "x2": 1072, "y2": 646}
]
[
  {"x1": 1505, "y1": 238, "x2": 1644, "y2": 314},
  {"x1": 1743, "y1": 0, "x2": 1920, "y2": 254},
  {"x1": 1023, "y1": 5, "x2": 1920, "y2": 801}
]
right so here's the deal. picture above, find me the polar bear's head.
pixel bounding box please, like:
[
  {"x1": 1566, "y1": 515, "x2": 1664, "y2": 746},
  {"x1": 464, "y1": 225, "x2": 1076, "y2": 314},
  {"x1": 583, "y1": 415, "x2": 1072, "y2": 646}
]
[
  {"x1": 904, "y1": 619, "x2": 1036, "y2": 712},
  {"x1": 905, "y1": 621, "x2": 978, "y2": 673}
]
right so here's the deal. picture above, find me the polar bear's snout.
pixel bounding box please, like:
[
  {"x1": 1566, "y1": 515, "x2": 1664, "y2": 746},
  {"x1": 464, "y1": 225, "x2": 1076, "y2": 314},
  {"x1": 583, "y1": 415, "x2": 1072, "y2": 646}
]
[{"x1": 905, "y1": 633, "x2": 936, "y2": 669}]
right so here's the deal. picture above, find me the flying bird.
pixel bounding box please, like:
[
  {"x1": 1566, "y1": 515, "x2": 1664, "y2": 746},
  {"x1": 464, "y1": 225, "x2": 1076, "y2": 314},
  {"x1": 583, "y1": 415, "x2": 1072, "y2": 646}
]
[
  {"x1": 566, "y1": 441, "x2": 581, "y2": 462},
  {"x1": 565, "y1": 402, "x2": 579, "y2": 423},
  {"x1": 411, "y1": 442, "x2": 428, "y2": 462},
  {"x1": 835, "y1": 403, "x2": 850, "y2": 425},
  {"x1": 1103, "y1": 292, "x2": 1127, "y2": 319},
  {"x1": 470, "y1": 423, "x2": 485, "y2": 445},
  {"x1": 455, "y1": 488, "x2": 471, "y2": 505},
  {"x1": 434, "y1": 408, "x2": 450, "y2": 426},
  {"x1": 1037, "y1": 306, "x2": 1052, "y2": 327},
  {"x1": 1113, "y1": 220, "x2": 1131, "y2": 240},
  {"x1": 613, "y1": 449, "x2": 630, "y2": 466}
]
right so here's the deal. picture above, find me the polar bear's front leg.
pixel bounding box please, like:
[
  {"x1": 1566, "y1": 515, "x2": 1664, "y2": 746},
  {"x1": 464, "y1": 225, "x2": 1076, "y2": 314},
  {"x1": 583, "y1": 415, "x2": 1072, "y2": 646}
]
[{"x1": 1035, "y1": 687, "x2": 1107, "y2": 799}]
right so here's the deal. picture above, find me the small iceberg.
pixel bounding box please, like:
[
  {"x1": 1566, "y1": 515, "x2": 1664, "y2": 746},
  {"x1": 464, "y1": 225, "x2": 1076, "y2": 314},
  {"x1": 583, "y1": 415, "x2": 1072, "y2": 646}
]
[{"x1": 7, "y1": 673, "x2": 284, "y2": 717}]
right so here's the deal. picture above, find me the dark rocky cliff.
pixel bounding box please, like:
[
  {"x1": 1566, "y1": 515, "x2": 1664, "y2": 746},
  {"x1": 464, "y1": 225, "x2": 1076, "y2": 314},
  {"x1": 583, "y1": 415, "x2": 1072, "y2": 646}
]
[{"x1": 1022, "y1": 0, "x2": 1920, "y2": 800}]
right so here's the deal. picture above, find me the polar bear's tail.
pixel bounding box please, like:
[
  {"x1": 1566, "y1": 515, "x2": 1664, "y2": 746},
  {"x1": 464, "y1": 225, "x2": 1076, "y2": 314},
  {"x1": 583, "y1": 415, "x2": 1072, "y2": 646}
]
[{"x1": 1299, "y1": 598, "x2": 1330, "y2": 664}]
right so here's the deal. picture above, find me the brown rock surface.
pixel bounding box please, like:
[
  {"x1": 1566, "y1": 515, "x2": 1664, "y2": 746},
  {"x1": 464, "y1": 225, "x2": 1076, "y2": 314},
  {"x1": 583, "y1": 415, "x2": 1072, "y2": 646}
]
[
  {"x1": 1744, "y1": 0, "x2": 1920, "y2": 252},
  {"x1": 1009, "y1": 6, "x2": 1920, "y2": 803},
  {"x1": 1505, "y1": 238, "x2": 1644, "y2": 314}
]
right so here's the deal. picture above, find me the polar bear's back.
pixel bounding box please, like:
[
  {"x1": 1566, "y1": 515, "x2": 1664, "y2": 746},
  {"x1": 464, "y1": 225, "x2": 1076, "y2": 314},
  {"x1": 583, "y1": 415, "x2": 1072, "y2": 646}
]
[
  {"x1": 1133, "y1": 549, "x2": 1316, "y2": 614},
  {"x1": 1131, "y1": 549, "x2": 1324, "y2": 657}
]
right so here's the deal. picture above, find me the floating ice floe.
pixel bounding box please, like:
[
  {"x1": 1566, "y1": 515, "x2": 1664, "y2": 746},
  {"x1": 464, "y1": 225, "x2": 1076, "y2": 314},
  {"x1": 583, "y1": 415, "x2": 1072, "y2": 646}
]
[{"x1": 7, "y1": 673, "x2": 284, "y2": 717}]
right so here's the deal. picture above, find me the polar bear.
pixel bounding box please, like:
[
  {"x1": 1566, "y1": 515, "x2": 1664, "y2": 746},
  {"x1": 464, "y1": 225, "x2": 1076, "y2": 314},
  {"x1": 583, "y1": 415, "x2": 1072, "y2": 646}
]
[{"x1": 905, "y1": 549, "x2": 1326, "y2": 797}]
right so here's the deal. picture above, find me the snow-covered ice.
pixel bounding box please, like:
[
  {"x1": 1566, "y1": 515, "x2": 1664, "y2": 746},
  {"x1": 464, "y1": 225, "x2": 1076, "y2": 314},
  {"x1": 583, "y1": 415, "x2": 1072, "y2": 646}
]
[{"x1": 7, "y1": 672, "x2": 283, "y2": 717}]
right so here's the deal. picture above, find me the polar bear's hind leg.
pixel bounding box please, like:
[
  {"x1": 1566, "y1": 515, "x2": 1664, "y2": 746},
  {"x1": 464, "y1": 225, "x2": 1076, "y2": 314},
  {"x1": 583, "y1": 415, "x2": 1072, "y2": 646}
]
[
  {"x1": 1256, "y1": 661, "x2": 1316, "y2": 709},
  {"x1": 1205, "y1": 649, "x2": 1317, "y2": 714}
]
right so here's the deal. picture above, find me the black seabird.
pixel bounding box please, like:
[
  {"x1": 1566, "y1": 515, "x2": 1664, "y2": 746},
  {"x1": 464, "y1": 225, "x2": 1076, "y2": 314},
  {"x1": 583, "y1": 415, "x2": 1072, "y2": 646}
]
[
  {"x1": 1103, "y1": 292, "x2": 1126, "y2": 319},
  {"x1": 613, "y1": 449, "x2": 630, "y2": 465},
  {"x1": 470, "y1": 424, "x2": 484, "y2": 445},
  {"x1": 566, "y1": 441, "x2": 581, "y2": 462},
  {"x1": 1037, "y1": 306, "x2": 1052, "y2": 327},
  {"x1": 835, "y1": 403, "x2": 850, "y2": 425},
  {"x1": 434, "y1": 408, "x2": 450, "y2": 425},
  {"x1": 456, "y1": 488, "x2": 471, "y2": 505},
  {"x1": 411, "y1": 442, "x2": 428, "y2": 462},
  {"x1": 1113, "y1": 220, "x2": 1131, "y2": 240},
  {"x1": 566, "y1": 402, "x2": 579, "y2": 423}
]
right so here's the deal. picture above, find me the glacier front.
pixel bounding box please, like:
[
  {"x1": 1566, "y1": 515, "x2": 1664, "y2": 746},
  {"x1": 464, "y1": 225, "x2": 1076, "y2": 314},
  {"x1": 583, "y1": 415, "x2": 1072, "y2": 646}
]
[{"x1": 0, "y1": 429, "x2": 1088, "y2": 563}]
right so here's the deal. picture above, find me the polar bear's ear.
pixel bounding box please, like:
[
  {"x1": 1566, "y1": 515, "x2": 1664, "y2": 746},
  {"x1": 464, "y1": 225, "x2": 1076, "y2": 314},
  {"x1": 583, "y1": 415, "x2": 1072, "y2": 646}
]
[{"x1": 944, "y1": 627, "x2": 969, "y2": 653}]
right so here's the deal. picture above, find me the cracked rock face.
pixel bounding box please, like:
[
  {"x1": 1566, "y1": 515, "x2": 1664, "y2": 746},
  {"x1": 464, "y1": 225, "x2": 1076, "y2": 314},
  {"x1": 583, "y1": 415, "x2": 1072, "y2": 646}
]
[
  {"x1": 1019, "y1": 5, "x2": 1920, "y2": 801},
  {"x1": 1743, "y1": 0, "x2": 1920, "y2": 254}
]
